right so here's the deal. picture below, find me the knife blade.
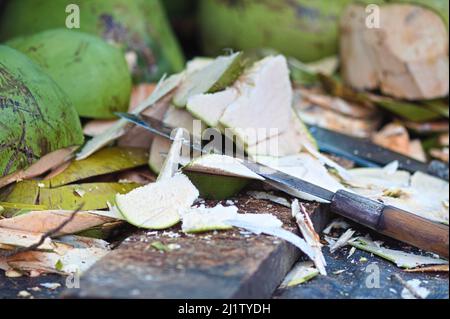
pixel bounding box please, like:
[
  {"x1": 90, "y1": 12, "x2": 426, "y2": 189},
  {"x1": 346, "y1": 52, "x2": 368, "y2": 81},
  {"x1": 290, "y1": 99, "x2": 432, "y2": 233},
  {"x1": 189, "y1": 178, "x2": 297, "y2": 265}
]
[
  {"x1": 308, "y1": 125, "x2": 449, "y2": 181},
  {"x1": 117, "y1": 112, "x2": 449, "y2": 258}
]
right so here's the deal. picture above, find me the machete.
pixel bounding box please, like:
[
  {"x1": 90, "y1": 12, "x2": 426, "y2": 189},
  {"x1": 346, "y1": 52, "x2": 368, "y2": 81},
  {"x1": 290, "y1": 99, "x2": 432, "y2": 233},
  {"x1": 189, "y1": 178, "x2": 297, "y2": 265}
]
[
  {"x1": 308, "y1": 125, "x2": 449, "y2": 181},
  {"x1": 116, "y1": 112, "x2": 449, "y2": 258}
]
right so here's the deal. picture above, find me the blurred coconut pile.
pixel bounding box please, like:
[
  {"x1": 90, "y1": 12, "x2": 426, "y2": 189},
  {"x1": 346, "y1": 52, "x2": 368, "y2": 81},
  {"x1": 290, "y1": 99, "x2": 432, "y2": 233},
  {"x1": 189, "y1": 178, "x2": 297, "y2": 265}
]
[{"x1": 0, "y1": 0, "x2": 448, "y2": 279}]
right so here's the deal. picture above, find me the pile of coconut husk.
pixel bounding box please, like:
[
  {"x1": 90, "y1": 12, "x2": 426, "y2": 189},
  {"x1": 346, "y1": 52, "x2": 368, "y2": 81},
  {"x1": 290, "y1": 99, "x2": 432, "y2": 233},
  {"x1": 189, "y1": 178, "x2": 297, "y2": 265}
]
[
  {"x1": 2, "y1": 50, "x2": 447, "y2": 279},
  {"x1": 1, "y1": 0, "x2": 448, "y2": 282}
]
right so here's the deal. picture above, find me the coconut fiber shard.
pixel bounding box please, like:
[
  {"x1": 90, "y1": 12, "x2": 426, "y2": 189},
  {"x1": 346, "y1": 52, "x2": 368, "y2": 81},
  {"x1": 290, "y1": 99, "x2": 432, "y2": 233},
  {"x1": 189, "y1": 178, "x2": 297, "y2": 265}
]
[{"x1": 0, "y1": 45, "x2": 84, "y2": 180}]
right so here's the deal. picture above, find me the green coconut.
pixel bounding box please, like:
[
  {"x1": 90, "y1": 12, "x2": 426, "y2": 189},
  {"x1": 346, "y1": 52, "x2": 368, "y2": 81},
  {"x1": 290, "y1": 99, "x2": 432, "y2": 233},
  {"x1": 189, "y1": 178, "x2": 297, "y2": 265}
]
[
  {"x1": 199, "y1": 0, "x2": 386, "y2": 63},
  {"x1": 0, "y1": 45, "x2": 84, "y2": 179},
  {"x1": 8, "y1": 29, "x2": 132, "y2": 119},
  {"x1": 0, "y1": 0, "x2": 184, "y2": 83}
]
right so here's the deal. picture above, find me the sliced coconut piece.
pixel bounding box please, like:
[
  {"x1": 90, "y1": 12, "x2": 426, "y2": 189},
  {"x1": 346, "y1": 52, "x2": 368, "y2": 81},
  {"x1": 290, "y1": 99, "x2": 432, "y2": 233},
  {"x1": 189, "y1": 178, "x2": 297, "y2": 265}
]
[
  {"x1": 118, "y1": 128, "x2": 200, "y2": 229},
  {"x1": 185, "y1": 57, "x2": 214, "y2": 74},
  {"x1": 292, "y1": 200, "x2": 327, "y2": 275},
  {"x1": 182, "y1": 154, "x2": 264, "y2": 200},
  {"x1": 345, "y1": 166, "x2": 411, "y2": 190},
  {"x1": 184, "y1": 154, "x2": 263, "y2": 180},
  {"x1": 116, "y1": 174, "x2": 199, "y2": 229},
  {"x1": 280, "y1": 261, "x2": 319, "y2": 288},
  {"x1": 180, "y1": 204, "x2": 238, "y2": 233},
  {"x1": 187, "y1": 88, "x2": 239, "y2": 128},
  {"x1": 181, "y1": 203, "x2": 283, "y2": 233},
  {"x1": 173, "y1": 52, "x2": 243, "y2": 107},
  {"x1": 349, "y1": 237, "x2": 448, "y2": 269},
  {"x1": 157, "y1": 128, "x2": 185, "y2": 181},
  {"x1": 219, "y1": 55, "x2": 292, "y2": 147},
  {"x1": 149, "y1": 105, "x2": 206, "y2": 175},
  {"x1": 246, "y1": 111, "x2": 313, "y2": 157},
  {"x1": 256, "y1": 153, "x2": 346, "y2": 202}
]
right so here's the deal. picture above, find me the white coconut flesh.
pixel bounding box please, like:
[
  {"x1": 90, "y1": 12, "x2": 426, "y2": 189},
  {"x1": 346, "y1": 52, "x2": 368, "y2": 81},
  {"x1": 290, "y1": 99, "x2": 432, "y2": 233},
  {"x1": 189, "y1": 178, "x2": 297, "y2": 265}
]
[
  {"x1": 184, "y1": 154, "x2": 264, "y2": 180},
  {"x1": 181, "y1": 203, "x2": 283, "y2": 233},
  {"x1": 246, "y1": 111, "x2": 311, "y2": 157},
  {"x1": 149, "y1": 105, "x2": 206, "y2": 175},
  {"x1": 345, "y1": 167, "x2": 449, "y2": 224},
  {"x1": 181, "y1": 204, "x2": 238, "y2": 233},
  {"x1": 115, "y1": 174, "x2": 199, "y2": 229},
  {"x1": 219, "y1": 55, "x2": 292, "y2": 148},
  {"x1": 255, "y1": 153, "x2": 347, "y2": 202},
  {"x1": 173, "y1": 52, "x2": 242, "y2": 107},
  {"x1": 187, "y1": 88, "x2": 239, "y2": 128}
]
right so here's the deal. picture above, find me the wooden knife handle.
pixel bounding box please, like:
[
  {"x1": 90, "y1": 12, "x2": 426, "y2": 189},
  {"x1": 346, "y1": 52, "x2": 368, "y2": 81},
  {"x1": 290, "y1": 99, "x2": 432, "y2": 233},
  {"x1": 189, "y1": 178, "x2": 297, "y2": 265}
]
[
  {"x1": 378, "y1": 206, "x2": 449, "y2": 259},
  {"x1": 331, "y1": 190, "x2": 449, "y2": 259}
]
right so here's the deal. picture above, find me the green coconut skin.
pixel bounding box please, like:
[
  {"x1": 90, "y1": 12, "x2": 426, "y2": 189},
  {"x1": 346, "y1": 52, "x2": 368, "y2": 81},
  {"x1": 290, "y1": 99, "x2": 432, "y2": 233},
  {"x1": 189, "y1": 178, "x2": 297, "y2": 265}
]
[
  {"x1": 184, "y1": 171, "x2": 250, "y2": 200},
  {"x1": 199, "y1": 0, "x2": 385, "y2": 63},
  {"x1": 0, "y1": 45, "x2": 84, "y2": 178},
  {"x1": 0, "y1": 0, "x2": 184, "y2": 83},
  {"x1": 8, "y1": 29, "x2": 132, "y2": 119}
]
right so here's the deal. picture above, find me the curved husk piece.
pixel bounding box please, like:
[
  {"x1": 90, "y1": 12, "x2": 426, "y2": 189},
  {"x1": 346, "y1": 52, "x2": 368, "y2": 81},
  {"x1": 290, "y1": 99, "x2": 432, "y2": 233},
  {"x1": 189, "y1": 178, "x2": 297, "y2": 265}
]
[
  {"x1": 0, "y1": 45, "x2": 84, "y2": 179},
  {"x1": 39, "y1": 182, "x2": 140, "y2": 211},
  {"x1": 8, "y1": 29, "x2": 132, "y2": 119},
  {"x1": 0, "y1": 0, "x2": 184, "y2": 82},
  {"x1": 173, "y1": 52, "x2": 243, "y2": 108},
  {"x1": 45, "y1": 147, "x2": 149, "y2": 188}
]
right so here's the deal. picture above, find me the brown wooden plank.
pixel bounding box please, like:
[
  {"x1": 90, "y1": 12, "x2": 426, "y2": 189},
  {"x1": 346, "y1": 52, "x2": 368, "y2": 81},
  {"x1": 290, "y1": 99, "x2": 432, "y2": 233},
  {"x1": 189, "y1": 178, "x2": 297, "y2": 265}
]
[{"x1": 62, "y1": 195, "x2": 330, "y2": 299}]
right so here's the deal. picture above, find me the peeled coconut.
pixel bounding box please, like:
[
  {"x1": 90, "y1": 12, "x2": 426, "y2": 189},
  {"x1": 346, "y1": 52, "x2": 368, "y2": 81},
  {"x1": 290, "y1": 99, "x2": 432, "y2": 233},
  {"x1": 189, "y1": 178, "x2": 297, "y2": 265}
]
[
  {"x1": 0, "y1": 45, "x2": 84, "y2": 182},
  {"x1": 183, "y1": 154, "x2": 264, "y2": 200},
  {"x1": 340, "y1": 3, "x2": 449, "y2": 100},
  {"x1": 9, "y1": 29, "x2": 132, "y2": 119},
  {"x1": 184, "y1": 55, "x2": 315, "y2": 157},
  {"x1": 219, "y1": 55, "x2": 292, "y2": 147},
  {"x1": 0, "y1": 0, "x2": 184, "y2": 82}
]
